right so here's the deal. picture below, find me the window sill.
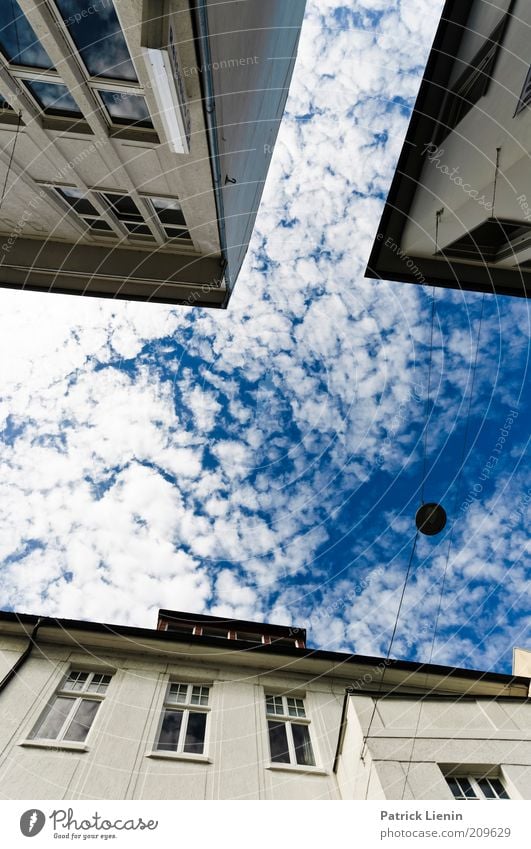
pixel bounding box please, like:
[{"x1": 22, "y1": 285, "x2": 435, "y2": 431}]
[
  {"x1": 145, "y1": 751, "x2": 212, "y2": 764},
  {"x1": 18, "y1": 739, "x2": 89, "y2": 753},
  {"x1": 266, "y1": 763, "x2": 328, "y2": 776}
]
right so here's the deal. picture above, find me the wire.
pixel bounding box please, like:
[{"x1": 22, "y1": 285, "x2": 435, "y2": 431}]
[
  {"x1": 0, "y1": 111, "x2": 22, "y2": 212},
  {"x1": 361, "y1": 529, "x2": 419, "y2": 794},
  {"x1": 420, "y1": 289, "x2": 436, "y2": 505},
  {"x1": 400, "y1": 294, "x2": 486, "y2": 799}
]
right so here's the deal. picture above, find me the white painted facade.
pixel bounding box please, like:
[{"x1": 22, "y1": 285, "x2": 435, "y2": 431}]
[
  {"x1": 0, "y1": 1, "x2": 305, "y2": 305},
  {"x1": 0, "y1": 614, "x2": 530, "y2": 800}
]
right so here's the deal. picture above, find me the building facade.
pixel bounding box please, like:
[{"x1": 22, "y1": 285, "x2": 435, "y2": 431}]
[
  {"x1": 367, "y1": 0, "x2": 531, "y2": 298},
  {"x1": 0, "y1": 609, "x2": 530, "y2": 800},
  {"x1": 0, "y1": 1, "x2": 305, "y2": 306}
]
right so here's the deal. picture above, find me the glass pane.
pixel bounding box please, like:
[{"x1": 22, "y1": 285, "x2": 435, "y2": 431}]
[
  {"x1": 32, "y1": 696, "x2": 74, "y2": 739},
  {"x1": 489, "y1": 778, "x2": 509, "y2": 800},
  {"x1": 24, "y1": 80, "x2": 82, "y2": 117},
  {"x1": 267, "y1": 720, "x2": 290, "y2": 763},
  {"x1": 124, "y1": 222, "x2": 152, "y2": 236},
  {"x1": 266, "y1": 696, "x2": 284, "y2": 715},
  {"x1": 56, "y1": 187, "x2": 98, "y2": 217},
  {"x1": 0, "y1": 93, "x2": 13, "y2": 110},
  {"x1": 87, "y1": 673, "x2": 112, "y2": 694},
  {"x1": 103, "y1": 193, "x2": 142, "y2": 220},
  {"x1": 446, "y1": 777, "x2": 463, "y2": 799},
  {"x1": 152, "y1": 198, "x2": 186, "y2": 227},
  {"x1": 479, "y1": 778, "x2": 509, "y2": 799},
  {"x1": 0, "y1": 0, "x2": 53, "y2": 69},
  {"x1": 156, "y1": 709, "x2": 183, "y2": 751},
  {"x1": 457, "y1": 777, "x2": 477, "y2": 799},
  {"x1": 168, "y1": 683, "x2": 188, "y2": 705},
  {"x1": 63, "y1": 671, "x2": 89, "y2": 691},
  {"x1": 292, "y1": 723, "x2": 315, "y2": 766},
  {"x1": 55, "y1": 0, "x2": 137, "y2": 81},
  {"x1": 85, "y1": 218, "x2": 113, "y2": 231},
  {"x1": 98, "y1": 90, "x2": 152, "y2": 127},
  {"x1": 165, "y1": 227, "x2": 191, "y2": 241},
  {"x1": 190, "y1": 686, "x2": 209, "y2": 706},
  {"x1": 183, "y1": 712, "x2": 207, "y2": 754},
  {"x1": 287, "y1": 697, "x2": 305, "y2": 717},
  {"x1": 63, "y1": 699, "x2": 99, "y2": 742}
]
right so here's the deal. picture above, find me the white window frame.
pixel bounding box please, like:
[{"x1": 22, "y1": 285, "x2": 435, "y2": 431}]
[
  {"x1": 445, "y1": 774, "x2": 510, "y2": 800},
  {"x1": 265, "y1": 693, "x2": 316, "y2": 767},
  {"x1": 154, "y1": 682, "x2": 211, "y2": 757},
  {"x1": 29, "y1": 669, "x2": 112, "y2": 745}
]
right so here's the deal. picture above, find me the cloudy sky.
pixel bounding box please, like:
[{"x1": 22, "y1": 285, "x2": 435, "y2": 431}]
[{"x1": 0, "y1": 0, "x2": 529, "y2": 674}]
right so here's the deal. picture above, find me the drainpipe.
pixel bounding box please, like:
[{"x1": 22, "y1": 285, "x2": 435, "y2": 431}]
[
  {"x1": 333, "y1": 686, "x2": 354, "y2": 773},
  {"x1": 0, "y1": 618, "x2": 44, "y2": 694},
  {"x1": 191, "y1": 0, "x2": 230, "y2": 301}
]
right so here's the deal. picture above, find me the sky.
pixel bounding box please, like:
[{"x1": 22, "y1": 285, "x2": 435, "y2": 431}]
[{"x1": 0, "y1": 0, "x2": 529, "y2": 674}]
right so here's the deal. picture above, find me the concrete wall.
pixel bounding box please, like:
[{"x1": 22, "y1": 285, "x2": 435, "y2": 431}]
[
  {"x1": 402, "y1": 0, "x2": 531, "y2": 267},
  {"x1": 338, "y1": 695, "x2": 531, "y2": 800}
]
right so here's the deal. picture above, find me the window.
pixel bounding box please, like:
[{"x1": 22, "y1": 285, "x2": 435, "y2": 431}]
[
  {"x1": 30, "y1": 670, "x2": 112, "y2": 744},
  {"x1": 0, "y1": 0, "x2": 54, "y2": 69},
  {"x1": 23, "y1": 80, "x2": 82, "y2": 118},
  {"x1": 102, "y1": 192, "x2": 153, "y2": 237},
  {"x1": 265, "y1": 694, "x2": 315, "y2": 767},
  {"x1": 155, "y1": 683, "x2": 210, "y2": 756},
  {"x1": 0, "y1": 93, "x2": 13, "y2": 111},
  {"x1": 55, "y1": 0, "x2": 138, "y2": 82},
  {"x1": 445, "y1": 775, "x2": 510, "y2": 800},
  {"x1": 97, "y1": 90, "x2": 153, "y2": 129},
  {"x1": 150, "y1": 197, "x2": 191, "y2": 241},
  {"x1": 515, "y1": 65, "x2": 531, "y2": 116},
  {"x1": 54, "y1": 186, "x2": 114, "y2": 235}
]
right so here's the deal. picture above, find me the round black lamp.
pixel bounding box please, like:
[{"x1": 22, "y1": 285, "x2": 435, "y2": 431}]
[{"x1": 415, "y1": 502, "x2": 447, "y2": 536}]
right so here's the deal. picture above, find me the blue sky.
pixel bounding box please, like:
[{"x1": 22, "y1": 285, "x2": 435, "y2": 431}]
[{"x1": 0, "y1": 0, "x2": 529, "y2": 674}]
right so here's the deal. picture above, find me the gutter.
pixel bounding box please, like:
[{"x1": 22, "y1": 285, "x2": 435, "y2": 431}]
[
  {"x1": 191, "y1": 0, "x2": 230, "y2": 303},
  {"x1": 0, "y1": 617, "x2": 44, "y2": 695}
]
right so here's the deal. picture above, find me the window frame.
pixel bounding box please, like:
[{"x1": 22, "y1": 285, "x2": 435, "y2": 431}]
[
  {"x1": 445, "y1": 773, "x2": 510, "y2": 800},
  {"x1": 153, "y1": 682, "x2": 211, "y2": 758},
  {"x1": 0, "y1": 3, "x2": 156, "y2": 137},
  {"x1": 264, "y1": 693, "x2": 317, "y2": 768},
  {"x1": 51, "y1": 185, "x2": 117, "y2": 239},
  {"x1": 28, "y1": 669, "x2": 112, "y2": 746}
]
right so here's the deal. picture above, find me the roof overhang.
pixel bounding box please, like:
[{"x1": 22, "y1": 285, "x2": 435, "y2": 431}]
[
  {"x1": 365, "y1": 0, "x2": 530, "y2": 298},
  {"x1": 0, "y1": 237, "x2": 226, "y2": 306},
  {"x1": 1, "y1": 610, "x2": 528, "y2": 698}
]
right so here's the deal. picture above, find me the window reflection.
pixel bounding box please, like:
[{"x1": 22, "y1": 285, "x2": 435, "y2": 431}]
[
  {"x1": 24, "y1": 80, "x2": 82, "y2": 117},
  {"x1": 0, "y1": 0, "x2": 54, "y2": 69},
  {"x1": 55, "y1": 0, "x2": 137, "y2": 82},
  {"x1": 97, "y1": 90, "x2": 152, "y2": 127}
]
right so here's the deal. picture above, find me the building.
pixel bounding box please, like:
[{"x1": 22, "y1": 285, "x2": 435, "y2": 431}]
[
  {"x1": 1, "y1": 608, "x2": 530, "y2": 800},
  {"x1": 0, "y1": 0, "x2": 305, "y2": 307},
  {"x1": 366, "y1": 0, "x2": 531, "y2": 298}
]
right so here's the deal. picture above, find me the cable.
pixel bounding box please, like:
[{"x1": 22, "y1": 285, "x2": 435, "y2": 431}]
[
  {"x1": 400, "y1": 294, "x2": 486, "y2": 799},
  {"x1": 420, "y1": 288, "x2": 436, "y2": 505},
  {"x1": 361, "y1": 529, "x2": 419, "y2": 793},
  {"x1": 0, "y1": 111, "x2": 22, "y2": 212}
]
